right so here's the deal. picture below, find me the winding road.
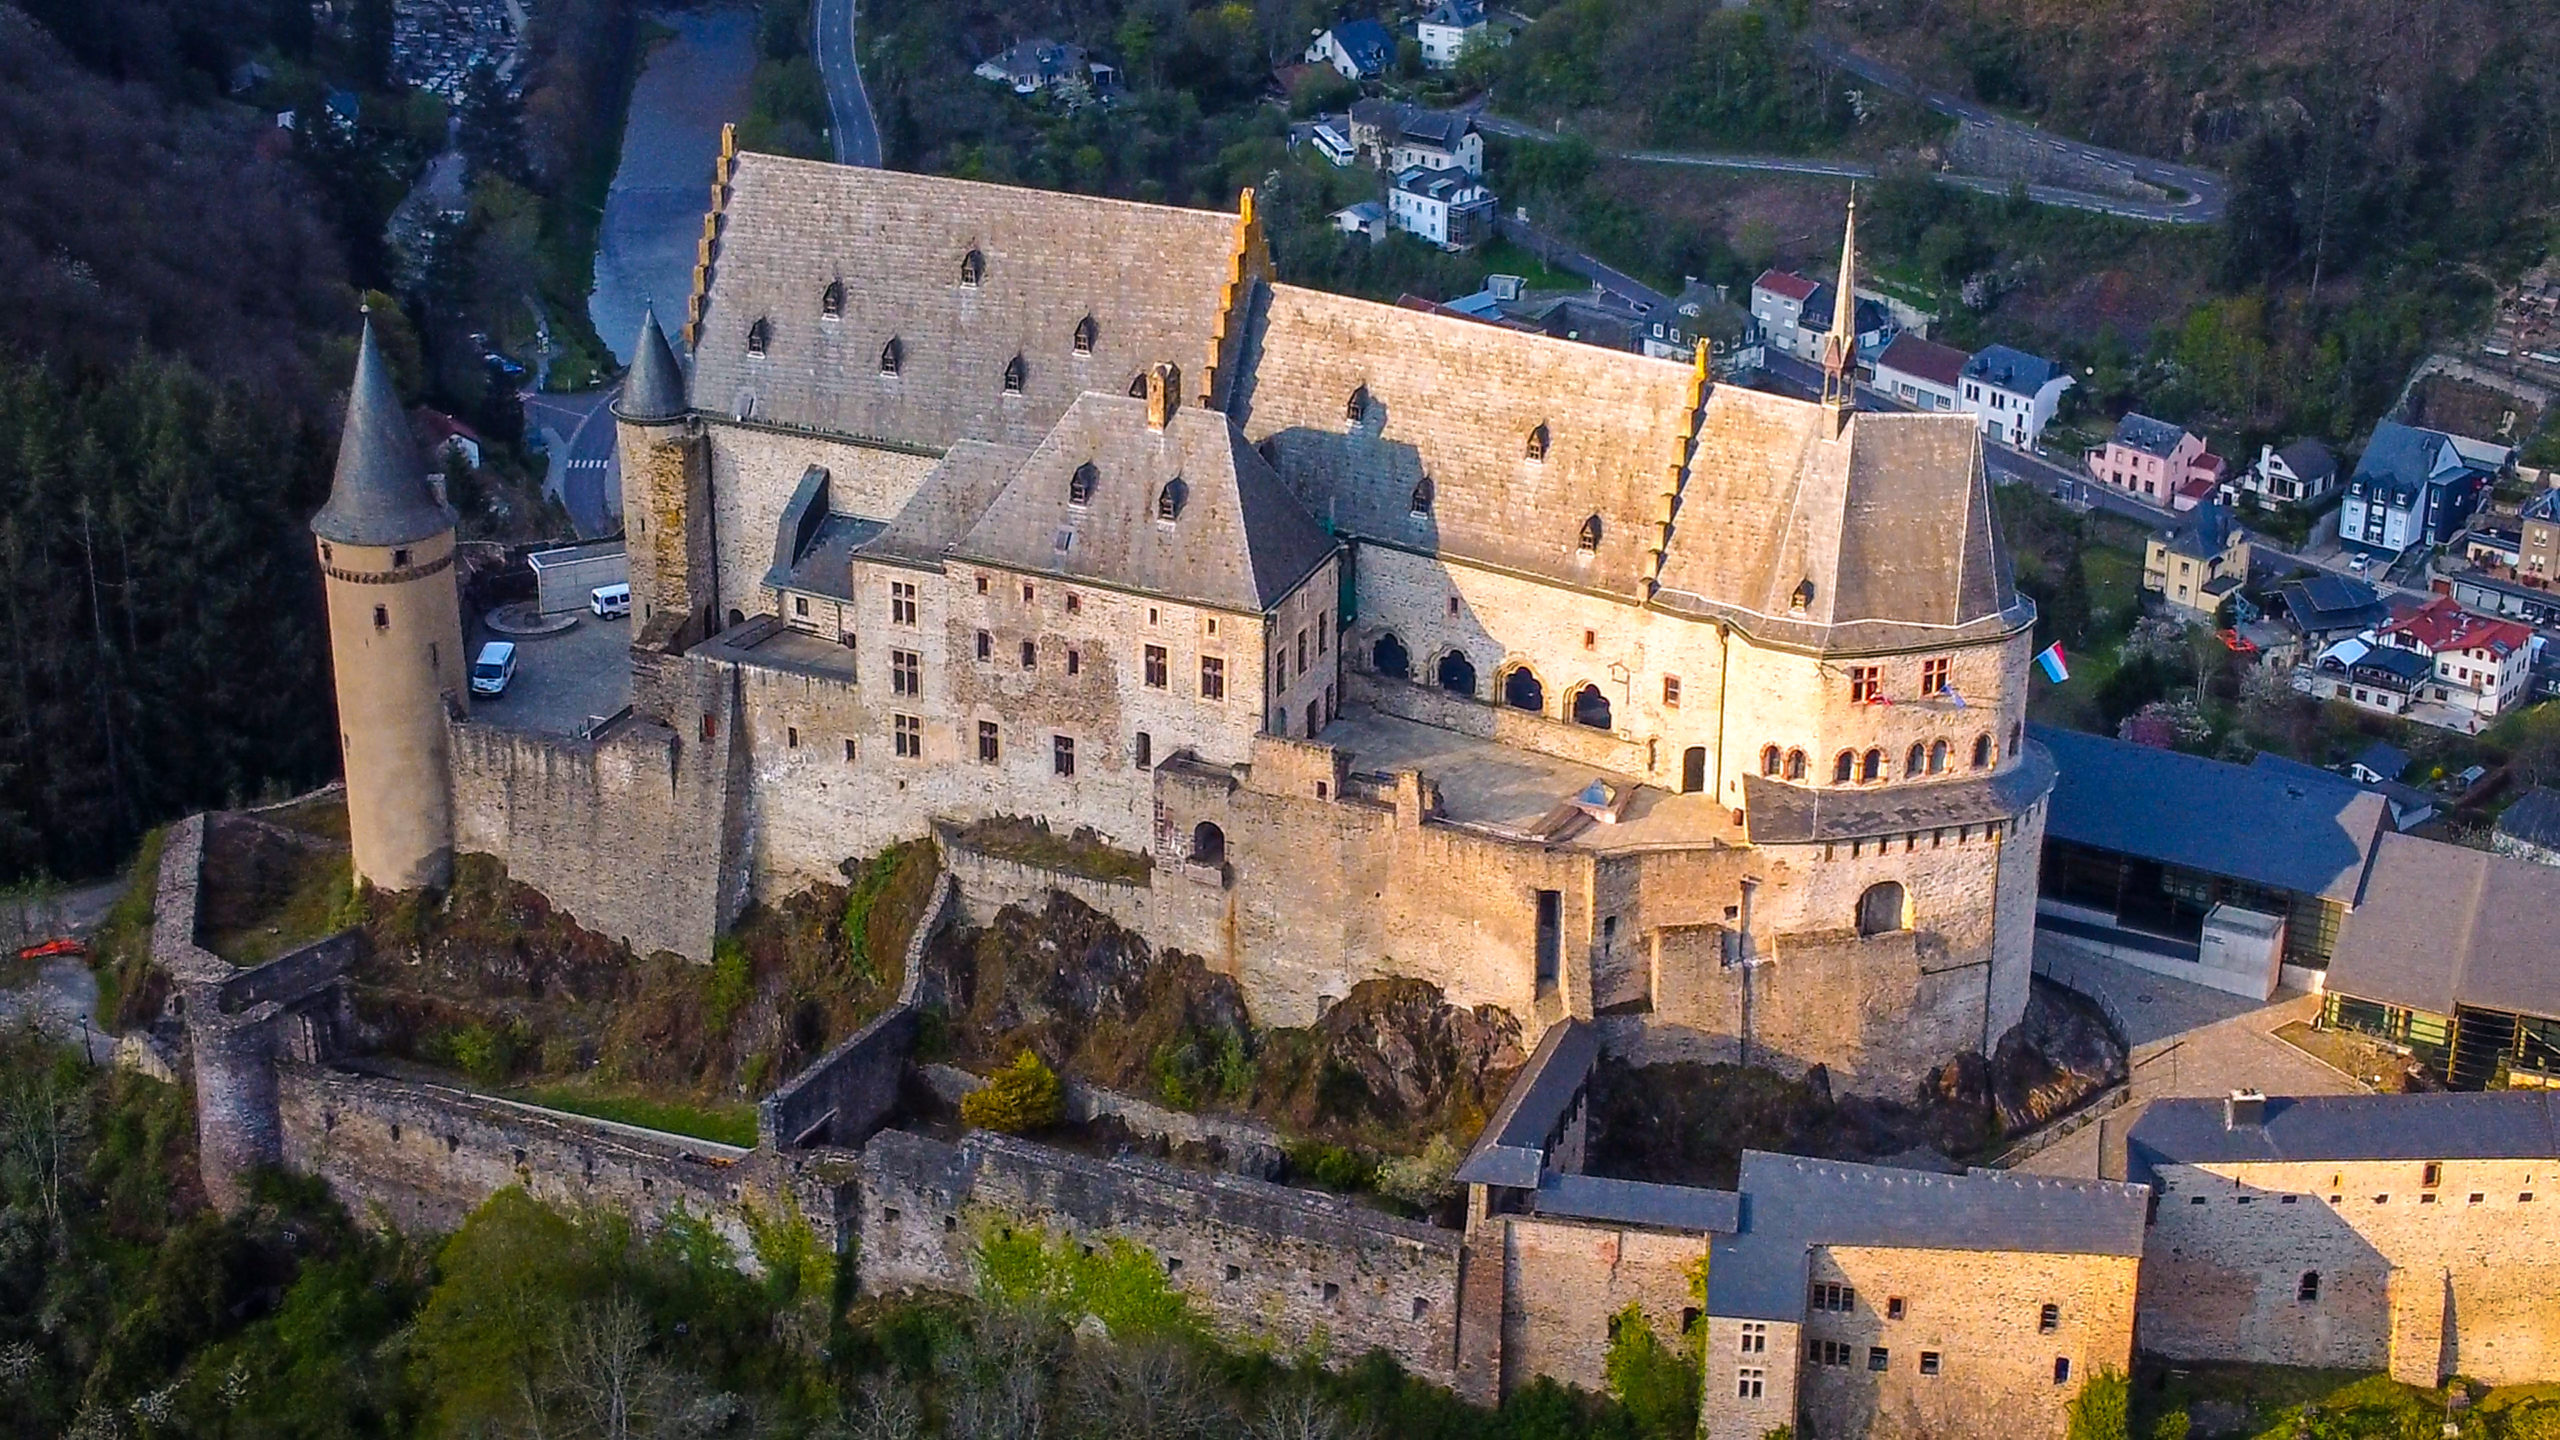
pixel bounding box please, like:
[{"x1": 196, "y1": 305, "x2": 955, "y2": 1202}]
[
  {"x1": 1474, "y1": 37, "x2": 2226, "y2": 226},
  {"x1": 813, "y1": 0, "x2": 882, "y2": 167}
]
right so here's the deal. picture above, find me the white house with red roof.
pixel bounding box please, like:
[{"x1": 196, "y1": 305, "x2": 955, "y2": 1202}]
[
  {"x1": 1872, "y1": 334, "x2": 1968, "y2": 413},
  {"x1": 2376, "y1": 594, "x2": 2538, "y2": 728}
]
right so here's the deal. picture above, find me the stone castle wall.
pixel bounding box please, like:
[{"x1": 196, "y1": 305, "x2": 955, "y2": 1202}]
[
  {"x1": 2139, "y1": 1156, "x2": 2560, "y2": 1385},
  {"x1": 446, "y1": 658, "x2": 745, "y2": 963},
  {"x1": 855, "y1": 1127, "x2": 1463, "y2": 1381},
  {"x1": 1490, "y1": 1215, "x2": 1709, "y2": 1398}
]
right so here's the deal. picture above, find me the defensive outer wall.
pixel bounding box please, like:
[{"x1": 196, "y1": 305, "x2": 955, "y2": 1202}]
[{"x1": 153, "y1": 815, "x2": 1808, "y2": 1410}]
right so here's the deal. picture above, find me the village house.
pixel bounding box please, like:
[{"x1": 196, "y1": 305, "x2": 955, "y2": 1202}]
[
  {"x1": 1640, "y1": 279, "x2": 1763, "y2": 376},
  {"x1": 1348, "y1": 100, "x2": 1484, "y2": 176},
  {"x1": 2087, "y1": 413, "x2": 2224, "y2": 508},
  {"x1": 2129, "y1": 1089, "x2": 2560, "y2": 1385},
  {"x1": 2273, "y1": 571, "x2": 2391, "y2": 652},
  {"x1": 2231, "y1": 438, "x2": 2339, "y2": 510},
  {"x1": 972, "y1": 39, "x2": 1110, "y2": 97},
  {"x1": 1415, "y1": 0, "x2": 1486, "y2": 69},
  {"x1": 2341, "y1": 420, "x2": 2508, "y2": 559},
  {"x1": 2523, "y1": 487, "x2": 2560, "y2": 580},
  {"x1": 1872, "y1": 334, "x2": 1968, "y2": 414},
  {"x1": 1306, "y1": 18, "x2": 1394, "y2": 80},
  {"x1": 1958, "y1": 344, "x2": 2072, "y2": 450},
  {"x1": 1751, "y1": 268, "x2": 1893, "y2": 366},
  {"x1": 1387, "y1": 166, "x2": 1495, "y2": 250},
  {"x1": 1328, "y1": 200, "x2": 1386, "y2": 243},
  {"x1": 2142, "y1": 501, "x2": 2250, "y2": 624},
  {"x1": 2362, "y1": 595, "x2": 2537, "y2": 729}
]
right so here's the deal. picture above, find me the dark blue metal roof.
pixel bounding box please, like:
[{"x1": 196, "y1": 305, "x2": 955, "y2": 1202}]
[{"x1": 1706, "y1": 1152, "x2": 2148, "y2": 1321}]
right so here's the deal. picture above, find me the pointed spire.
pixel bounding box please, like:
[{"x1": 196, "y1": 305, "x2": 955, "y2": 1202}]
[
  {"x1": 312, "y1": 313, "x2": 452, "y2": 547},
  {"x1": 618, "y1": 303, "x2": 689, "y2": 423},
  {"x1": 1821, "y1": 190, "x2": 1860, "y2": 420}
]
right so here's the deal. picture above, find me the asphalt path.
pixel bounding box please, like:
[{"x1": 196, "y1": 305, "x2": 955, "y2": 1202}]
[
  {"x1": 524, "y1": 386, "x2": 623, "y2": 538},
  {"x1": 813, "y1": 0, "x2": 882, "y2": 167}
]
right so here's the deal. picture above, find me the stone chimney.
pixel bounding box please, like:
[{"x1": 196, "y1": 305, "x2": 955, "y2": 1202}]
[
  {"x1": 2224, "y1": 1088, "x2": 2267, "y2": 1130},
  {"x1": 1145, "y1": 361, "x2": 1181, "y2": 431}
]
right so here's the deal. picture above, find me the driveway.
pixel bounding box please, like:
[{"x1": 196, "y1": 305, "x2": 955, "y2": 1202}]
[{"x1": 524, "y1": 385, "x2": 623, "y2": 538}]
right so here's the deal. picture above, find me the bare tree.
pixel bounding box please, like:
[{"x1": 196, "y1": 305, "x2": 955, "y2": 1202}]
[
  {"x1": 0, "y1": 1055, "x2": 83, "y2": 1245},
  {"x1": 1245, "y1": 1387, "x2": 1374, "y2": 1440},
  {"x1": 1060, "y1": 1337, "x2": 1232, "y2": 1440},
  {"x1": 828, "y1": 1376, "x2": 923, "y2": 1440}
]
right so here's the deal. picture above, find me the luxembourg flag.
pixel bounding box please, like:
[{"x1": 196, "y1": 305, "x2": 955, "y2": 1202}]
[{"x1": 2034, "y1": 642, "x2": 2070, "y2": 683}]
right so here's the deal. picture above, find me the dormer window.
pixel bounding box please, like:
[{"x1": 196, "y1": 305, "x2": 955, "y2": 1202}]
[
  {"x1": 1070, "y1": 461, "x2": 1097, "y2": 507},
  {"x1": 1526, "y1": 422, "x2": 1550, "y2": 461},
  {"x1": 1002, "y1": 354, "x2": 1025, "y2": 393},
  {"x1": 1577, "y1": 514, "x2": 1602, "y2": 553},
  {"x1": 746, "y1": 317, "x2": 770, "y2": 356},
  {"x1": 960, "y1": 248, "x2": 985, "y2": 286},
  {"x1": 1346, "y1": 385, "x2": 1369, "y2": 424},
  {"x1": 1410, "y1": 476, "x2": 1434, "y2": 516},
  {"x1": 1157, "y1": 477, "x2": 1186, "y2": 521},
  {"x1": 821, "y1": 280, "x2": 845, "y2": 318},
  {"x1": 1127, "y1": 373, "x2": 1148, "y2": 397},
  {"x1": 1072, "y1": 315, "x2": 1097, "y2": 355},
  {"x1": 1790, "y1": 579, "x2": 1815, "y2": 614},
  {"x1": 879, "y1": 337, "x2": 902, "y2": 376}
]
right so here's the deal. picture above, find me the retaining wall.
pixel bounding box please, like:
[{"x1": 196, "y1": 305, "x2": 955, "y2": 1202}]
[{"x1": 759, "y1": 870, "x2": 956, "y2": 1149}]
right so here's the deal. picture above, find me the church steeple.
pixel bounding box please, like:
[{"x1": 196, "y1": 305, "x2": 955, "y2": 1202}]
[{"x1": 1821, "y1": 192, "x2": 1860, "y2": 428}]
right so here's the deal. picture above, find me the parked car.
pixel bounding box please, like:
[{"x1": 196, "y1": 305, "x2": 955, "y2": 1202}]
[
  {"x1": 470, "y1": 641, "x2": 518, "y2": 697},
  {"x1": 589, "y1": 582, "x2": 631, "y2": 619}
]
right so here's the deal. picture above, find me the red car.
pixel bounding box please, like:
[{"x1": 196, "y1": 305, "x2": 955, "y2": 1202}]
[{"x1": 16, "y1": 937, "x2": 84, "y2": 962}]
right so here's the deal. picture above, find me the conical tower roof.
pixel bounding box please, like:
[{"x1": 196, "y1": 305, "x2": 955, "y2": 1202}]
[
  {"x1": 312, "y1": 315, "x2": 452, "y2": 548},
  {"x1": 616, "y1": 303, "x2": 689, "y2": 422}
]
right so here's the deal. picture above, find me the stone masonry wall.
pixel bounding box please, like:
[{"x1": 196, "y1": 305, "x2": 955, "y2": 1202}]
[
  {"x1": 2140, "y1": 1156, "x2": 2560, "y2": 1385},
  {"x1": 855, "y1": 1128, "x2": 1462, "y2": 1382},
  {"x1": 1492, "y1": 1215, "x2": 1709, "y2": 1398},
  {"x1": 1791, "y1": 1245, "x2": 2138, "y2": 1440}
]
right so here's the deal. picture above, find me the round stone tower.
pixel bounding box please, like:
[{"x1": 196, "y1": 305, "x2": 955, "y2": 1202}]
[{"x1": 313, "y1": 316, "x2": 465, "y2": 892}]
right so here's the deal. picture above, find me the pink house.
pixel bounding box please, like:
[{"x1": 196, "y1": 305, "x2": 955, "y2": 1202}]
[{"x1": 2087, "y1": 413, "x2": 2223, "y2": 508}]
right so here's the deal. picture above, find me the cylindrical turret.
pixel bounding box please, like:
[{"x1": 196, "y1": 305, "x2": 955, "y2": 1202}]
[
  {"x1": 614, "y1": 304, "x2": 714, "y2": 642},
  {"x1": 313, "y1": 317, "x2": 464, "y2": 892}
]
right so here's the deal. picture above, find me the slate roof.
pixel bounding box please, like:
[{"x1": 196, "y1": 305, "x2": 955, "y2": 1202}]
[
  {"x1": 618, "y1": 304, "x2": 689, "y2": 422},
  {"x1": 1455, "y1": 1018, "x2": 1600, "y2": 1188},
  {"x1": 1741, "y1": 742, "x2": 2056, "y2": 845},
  {"x1": 1534, "y1": 1173, "x2": 1741, "y2": 1234},
  {"x1": 950, "y1": 394, "x2": 1337, "y2": 613},
  {"x1": 2348, "y1": 644, "x2": 2433, "y2": 687},
  {"x1": 860, "y1": 441, "x2": 1032, "y2": 569},
  {"x1": 2032, "y1": 724, "x2": 2388, "y2": 902},
  {"x1": 2353, "y1": 421, "x2": 2503, "y2": 503},
  {"x1": 2498, "y1": 787, "x2": 2560, "y2": 850},
  {"x1": 1325, "y1": 18, "x2": 1393, "y2": 72},
  {"x1": 1707, "y1": 1151, "x2": 2148, "y2": 1321},
  {"x1": 313, "y1": 318, "x2": 454, "y2": 548},
  {"x1": 2277, "y1": 572, "x2": 2387, "y2": 635},
  {"x1": 2325, "y1": 831, "x2": 2560, "y2": 1020},
  {"x1": 1653, "y1": 394, "x2": 2029, "y2": 651},
  {"x1": 2353, "y1": 741, "x2": 2410, "y2": 781},
  {"x1": 2272, "y1": 438, "x2": 2336, "y2": 482},
  {"x1": 1797, "y1": 283, "x2": 1888, "y2": 338},
  {"x1": 2127, "y1": 1092, "x2": 2560, "y2": 1187},
  {"x1": 1230, "y1": 282, "x2": 1696, "y2": 601},
  {"x1": 2109, "y1": 411, "x2": 2192, "y2": 460},
  {"x1": 2160, "y1": 500, "x2": 2241, "y2": 561},
  {"x1": 690, "y1": 158, "x2": 1242, "y2": 450},
  {"x1": 1961, "y1": 343, "x2": 2062, "y2": 395},
  {"x1": 1874, "y1": 334, "x2": 1968, "y2": 389}
]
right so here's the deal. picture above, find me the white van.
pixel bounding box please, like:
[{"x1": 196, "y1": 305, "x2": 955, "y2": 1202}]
[
  {"x1": 470, "y1": 641, "x2": 518, "y2": 698},
  {"x1": 589, "y1": 582, "x2": 632, "y2": 619}
]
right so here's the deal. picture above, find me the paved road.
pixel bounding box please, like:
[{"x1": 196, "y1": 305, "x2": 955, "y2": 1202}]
[
  {"x1": 813, "y1": 0, "x2": 882, "y2": 167},
  {"x1": 1803, "y1": 35, "x2": 2227, "y2": 225},
  {"x1": 524, "y1": 386, "x2": 622, "y2": 538},
  {"x1": 1497, "y1": 216, "x2": 1672, "y2": 314}
]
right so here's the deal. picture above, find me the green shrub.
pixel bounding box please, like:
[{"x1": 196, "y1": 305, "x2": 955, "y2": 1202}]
[
  {"x1": 975, "y1": 1219, "x2": 1198, "y2": 1337},
  {"x1": 2148, "y1": 1410, "x2": 2190, "y2": 1440},
  {"x1": 1375, "y1": 1135, "x2": 1463, "y2": 1211},
  {"x1": 961, "y1": 1050, "x2": 1063, "y2": 1134},
  {"x1": 2067, "y1": 1366, "x2": 2130, "y2": 1440},
  {"x1": 705, "y1": 937, "x2": 753, "y2": 1035},
  {"x1": 1285, "y1": 1140, "x2": 1377, "y2": 1193},
  {"x1": 1605, "y1": 1303, "x2": 1701, "y2": 1440}
]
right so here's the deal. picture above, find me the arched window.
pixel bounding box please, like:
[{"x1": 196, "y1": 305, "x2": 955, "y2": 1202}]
[
  {"x1": 1784, "y1": 749, "x2": 1807, "y2": 781},
  {"x1": 1503, "y1": 667, "x2": 1545, "y2": 713},
  {"x1": 1861, "y1": 748, "x2": 1884, "y2": 783},
  {"x1": 1072, "y1": 314, "x2": 1097, "y2": 354},
  {"x1": 1972, "y1": 734, "x2": 1993, "y2": 769},
  {"x1": 1683, "y1": 747, "x2": 1707, "y2": 793},
  {"x1": 1190, "y1": 821, "x2": 1227, "y2": 865},
  {"x1": 746, "y1": 317, "x2": 770, "y2": 356},
  {"x1": 1833, "y1": 750, "x2": 1855, "y2": 784},
  {"x1": 1070, "y1": 461, "x2": 1097, "y2": 507},
  {"x1": 1346, "y1": 385, "x2": 1370, "y2": 423},
  {"x1": 1409, "y1": 475, "x2": 1434, "y2": 516},
  {"x1": 1002, "y1": 354, "x2": 1026, "y2": 393},
  {"x1": 1373, "y1": 632, "x2": 1411, "y2": 678},
  {"x1": 960, "y1": 248, "x2": 985, "y2": 286},
  {"x1": 1570, "y1": 684, "x2": 1611, "y2": 730},
  {"x1": 1577, "y1": 515, "x2": 1603, "y2": 553},
  {"x1": 1438, "y1": 650, "x2": 1477, "y2": 696},
  {"x1": 1761, "y1": 744, "x2": 1782, "y2": 777},
  {"x1": 2298, "y1": 1271, "x2": 2320, "y2": 1302},
  {"x1": 727, "y1": 607, "x2": 746, "y2": 628},
  {"x1": 1857, "y1": 882, "x2": 1908, "y2": 937},
  {"x1": 1526, "y1": 422, "x2": 1550, "y2": 461},
  {"x1": 821, "y1": 280, "x2": 845, "y2": 318},
  {"x1": 1156, "y1": 477, "x2": 1186, "y2": 521},
  {"x1": 1929, "y1": 739, "x2": 1950, "y2": 774},
  {"x1": 1906, "y1": 742, "x2": 1926, "y2": 777},
  {"x1": 879, "y1": 337, "x2": 902, "y2": 375}
]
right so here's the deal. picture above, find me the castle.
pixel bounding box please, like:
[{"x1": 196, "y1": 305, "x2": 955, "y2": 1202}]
[{"x1": 319, "y1": 143, "x2": 2052, "y2": 1097}]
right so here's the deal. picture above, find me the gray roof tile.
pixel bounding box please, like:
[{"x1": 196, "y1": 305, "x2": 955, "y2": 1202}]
[
  {"x1": 2326, "y1": 831, "x2": 2560, "y2": 1020},
  {"x1": 2498, "y1": 787, "x2": 2560, "y2": 850},
  {"x1": 2127, "y1": 1092, "x2": 2560, "y2": 1187},
  {"x1": 313, "y1": 317, "x2": 453, "y2": 548},
  {"x1": 1534, "y1": 1173, "x2": 1741, "y2": 1233},
  {"x1": 2110, "y1": 412, "x2": 2191, "y2": 459},
  {"x1": 1456, "y1": 1018, "x2": 1599, "y2": 1187},
  {"x1": 618, "y1": 304, "x2": 688, "y2": 422},
  {"x1": 1741, "y1": 741, "x2": 2056, "y2": 845}
]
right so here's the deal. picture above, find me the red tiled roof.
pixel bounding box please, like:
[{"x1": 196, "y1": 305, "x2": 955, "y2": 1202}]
[
  {"x1": 1754, "y1": 269, "x2": 1818, "y2": 303},
  {"x1": 1875, "y1": 334, "x2": 1968, "y2": 388},
  {"x1": 2384, "y1": 595, "x2": 2534, "y2": 658}
]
